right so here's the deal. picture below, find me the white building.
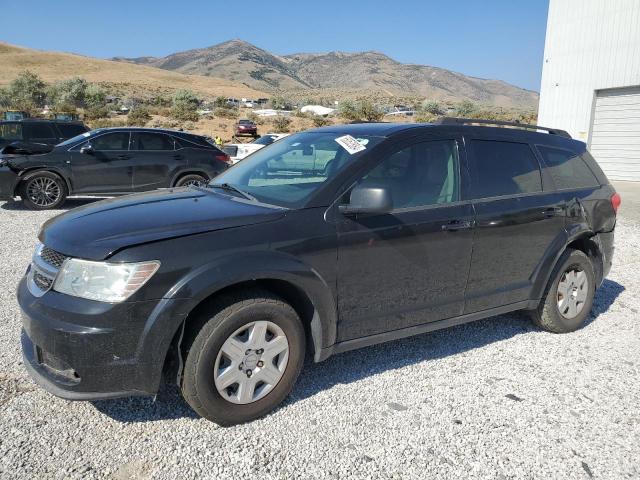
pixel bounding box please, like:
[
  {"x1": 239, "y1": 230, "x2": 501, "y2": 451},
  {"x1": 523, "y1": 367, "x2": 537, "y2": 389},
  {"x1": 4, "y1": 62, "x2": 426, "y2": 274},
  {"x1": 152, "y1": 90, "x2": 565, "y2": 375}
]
[{"x1": 538, "y1": 0, "x2": 640, "y2": 181}]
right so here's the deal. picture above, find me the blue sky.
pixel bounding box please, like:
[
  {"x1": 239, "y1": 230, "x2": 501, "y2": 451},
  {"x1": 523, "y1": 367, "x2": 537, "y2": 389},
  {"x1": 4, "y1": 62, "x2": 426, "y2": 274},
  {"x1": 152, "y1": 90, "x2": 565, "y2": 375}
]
[{"x1": 1, "y1": 0, "x2": 549, "y2": 91}]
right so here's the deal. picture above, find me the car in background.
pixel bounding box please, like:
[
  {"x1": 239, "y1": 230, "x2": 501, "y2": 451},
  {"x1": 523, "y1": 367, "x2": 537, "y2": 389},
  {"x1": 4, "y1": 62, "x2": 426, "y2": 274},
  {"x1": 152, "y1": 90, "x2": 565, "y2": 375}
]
[
  {"x1": 0, "y1": 119, "x2": 89, "y2": 154},
  {"x1": 224, "y1": 133, "x2": 290, "y2": 164},
  {"x1": 234, "y1": 119, "x2": 258, "y2": 137},
  {"x1": 0, "y1": 127, "x2": 231, "y2": 210}
]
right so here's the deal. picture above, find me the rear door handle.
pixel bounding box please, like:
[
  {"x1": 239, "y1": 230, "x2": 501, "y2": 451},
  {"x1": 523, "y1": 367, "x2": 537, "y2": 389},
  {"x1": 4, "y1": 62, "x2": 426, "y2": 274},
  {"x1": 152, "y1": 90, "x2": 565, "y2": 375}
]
[
  {"x1": 117, "y1": 154, "x2": 130, "y2": 160},
  {"x1": 543, "y1": 207, "x2": 564, "y2": 217},
  {"x1": 441, "y1": 220, "x2": 474, "y2": 231}
]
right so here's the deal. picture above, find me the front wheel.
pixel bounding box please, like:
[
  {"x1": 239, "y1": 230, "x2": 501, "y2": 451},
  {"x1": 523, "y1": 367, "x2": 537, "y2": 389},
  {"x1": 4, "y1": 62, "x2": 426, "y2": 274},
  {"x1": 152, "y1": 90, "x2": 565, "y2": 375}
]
[
  {"x1": 20, "y1": 171, "x2": 67, "y2": 210},
  {"x1": 181, "y1": 289, "x2": 305, "y2": 426},
  {"x1": 531, "y1": 249, "x2": 596, "y2": 333}
]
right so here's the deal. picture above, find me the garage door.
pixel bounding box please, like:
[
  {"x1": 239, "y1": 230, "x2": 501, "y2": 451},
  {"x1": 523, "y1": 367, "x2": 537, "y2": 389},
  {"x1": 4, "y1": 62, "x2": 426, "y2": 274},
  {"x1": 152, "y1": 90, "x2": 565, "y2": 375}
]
[{"x1": 590, "y1": 86, "x2": 640, "y2": 182}]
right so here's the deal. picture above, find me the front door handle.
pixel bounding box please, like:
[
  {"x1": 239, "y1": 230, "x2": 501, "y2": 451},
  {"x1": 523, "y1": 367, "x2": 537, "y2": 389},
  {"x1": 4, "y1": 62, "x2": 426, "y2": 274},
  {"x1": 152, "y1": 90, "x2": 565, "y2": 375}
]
[
  {"x1": 117, "y1": 154, "x2": 130, "y2": 160},
  {"x1": 441, "y1": 220, "x2": 474, "y2": 231}
]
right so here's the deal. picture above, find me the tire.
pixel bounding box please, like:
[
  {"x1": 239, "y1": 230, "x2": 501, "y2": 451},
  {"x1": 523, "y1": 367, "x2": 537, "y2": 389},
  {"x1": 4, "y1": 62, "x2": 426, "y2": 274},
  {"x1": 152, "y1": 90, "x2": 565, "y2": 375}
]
[
  {"x1": 175, "y1": 174, "x2": 208, "y2": 188},
  {"x1": 531, "y1": 249, "x2": 596, "y2": 333},
  {"x1": 181, "y1": 289, "x2": 305, "y2": 426},
  {"x1": 20, "y1": 171, "x2": 67, "y2": 210}
]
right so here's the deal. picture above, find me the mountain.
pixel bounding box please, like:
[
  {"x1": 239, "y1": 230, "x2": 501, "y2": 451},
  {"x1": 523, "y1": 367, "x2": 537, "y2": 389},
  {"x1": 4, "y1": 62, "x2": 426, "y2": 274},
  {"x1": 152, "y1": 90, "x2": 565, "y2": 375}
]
[
  {"x1": 114, "y1": 39, "x2": 538, "y2": 108},
  {"x1": 0, "y1": 42, "x2": 266, "y2": 99}
]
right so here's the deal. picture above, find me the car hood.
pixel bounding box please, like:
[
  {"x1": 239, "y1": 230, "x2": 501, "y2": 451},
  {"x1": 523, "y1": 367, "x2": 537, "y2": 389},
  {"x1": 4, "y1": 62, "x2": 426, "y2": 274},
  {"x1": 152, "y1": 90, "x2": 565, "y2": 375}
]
[{"x1": 39, "y1": 188, "x2": 286, "y2": 260}]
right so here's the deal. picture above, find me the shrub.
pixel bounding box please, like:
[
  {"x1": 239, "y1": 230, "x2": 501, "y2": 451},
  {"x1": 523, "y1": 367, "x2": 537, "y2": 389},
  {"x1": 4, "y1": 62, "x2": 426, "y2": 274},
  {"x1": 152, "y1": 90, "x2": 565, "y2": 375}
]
[
  {"x1": 88, "y1": 118, "x2": 126, "y2": 129},
  {"x1": 421, "y1": 100, "x2": 444, "y2": 116},
  {"x1": 84, "y1": 84, "x2": 107, "y2": 109},
  {"x1": 338, "y1": 100, "x2": 360, "y2": 121},
  {"x1": 272, "y1": 116, "x2": 291, "y2": 133},
  {"x1": 214, "y1": 107, "x2": 238, "y2": 119},
  {"x1": 171, "y1": 89, "x2": 200, "y2": 121},
  {"x1": 454, "y1": 100, "x2": 476, "y2": 117},
  {"x1": 85, "y1": 105, "x2": 110, "y2": 120},
  {"x1": 359, "y1": 99, "x2": 384, "y2": 122},
  {"x1": 311, "y1": 115, "x2": 331, "y2": 127},
  {"x1": 127, "y1": 107, "x2": 152, "y2": 126},
  {"x1": 213, "y1": 96, "x2": 227, "y2": 108}
]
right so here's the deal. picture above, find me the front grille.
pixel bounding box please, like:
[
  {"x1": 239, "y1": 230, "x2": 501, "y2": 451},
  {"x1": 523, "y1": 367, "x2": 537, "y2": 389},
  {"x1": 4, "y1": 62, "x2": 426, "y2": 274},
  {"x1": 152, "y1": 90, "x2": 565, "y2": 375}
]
[
  {"x1": 33, "y1": 270, "x2": 53, "y2": 290},
  {"x1": 40, "y1": 246, "x2": 67, "y2": 269}
]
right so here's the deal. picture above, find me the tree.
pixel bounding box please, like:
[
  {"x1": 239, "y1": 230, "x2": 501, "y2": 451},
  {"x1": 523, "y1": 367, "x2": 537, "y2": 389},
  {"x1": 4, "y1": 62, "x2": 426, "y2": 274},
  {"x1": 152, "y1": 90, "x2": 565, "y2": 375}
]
[
  {"x1": 47, "y1": 77, "x2": 88, "y2": 109},
  {"x1": 8, "y1": 70, "x2": 46, "y2": 110},
  {"x1": 171, "y1": 89, "x2": 200, "y2": 121},
  {"x1": 0, "y1": 88, "x2": 10, "y2": 109}
]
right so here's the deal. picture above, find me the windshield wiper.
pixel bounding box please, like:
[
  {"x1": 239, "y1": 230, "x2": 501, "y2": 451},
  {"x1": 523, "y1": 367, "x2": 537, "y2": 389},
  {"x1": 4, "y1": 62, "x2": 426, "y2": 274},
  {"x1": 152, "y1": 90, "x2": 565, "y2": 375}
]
[{"x1": 209, "y1": 183, "x2": 257, "y2": 202}]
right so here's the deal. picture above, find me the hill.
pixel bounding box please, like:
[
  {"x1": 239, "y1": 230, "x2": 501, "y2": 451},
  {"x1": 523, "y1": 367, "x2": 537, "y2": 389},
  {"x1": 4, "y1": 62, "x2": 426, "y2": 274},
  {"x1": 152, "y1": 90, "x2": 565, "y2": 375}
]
[
  {"x1": 0, "y1": 42, "x2": 266, "y2": 99},
  {"x1": 114, "y1": 39, "x2": 538, "y2": 108}
]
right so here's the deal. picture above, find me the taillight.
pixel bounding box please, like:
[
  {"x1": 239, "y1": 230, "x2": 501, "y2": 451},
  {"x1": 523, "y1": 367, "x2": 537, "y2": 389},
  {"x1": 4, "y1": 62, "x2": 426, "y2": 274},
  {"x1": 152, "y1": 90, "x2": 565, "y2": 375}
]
[
  {"x1": 215, "y1": 153, "x2": 232, "y2": 164},
  {"x1": 611, "y1": 192, "x2": 621, "y2": 214}
]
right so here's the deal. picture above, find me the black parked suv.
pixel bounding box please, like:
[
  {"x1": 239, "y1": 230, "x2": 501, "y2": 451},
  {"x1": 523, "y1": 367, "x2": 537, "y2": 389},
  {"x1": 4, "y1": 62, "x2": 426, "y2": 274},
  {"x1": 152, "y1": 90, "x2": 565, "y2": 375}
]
[
  {"x1": 18, "y1": 119, "x2": 619, "y2": 425},
  {"x1": 0, "y1": 127, "x2": 231, "y2": 209},
  {"x1": 0, "y1": 118, "x2": 89, "y2": 153}
]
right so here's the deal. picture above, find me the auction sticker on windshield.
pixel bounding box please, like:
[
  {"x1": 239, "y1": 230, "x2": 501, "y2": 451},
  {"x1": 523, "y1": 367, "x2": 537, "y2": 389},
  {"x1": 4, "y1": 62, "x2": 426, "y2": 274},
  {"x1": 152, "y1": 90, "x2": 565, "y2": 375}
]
[{"x1": 335, "y1": 135, "x2": 367, "y2": 155}]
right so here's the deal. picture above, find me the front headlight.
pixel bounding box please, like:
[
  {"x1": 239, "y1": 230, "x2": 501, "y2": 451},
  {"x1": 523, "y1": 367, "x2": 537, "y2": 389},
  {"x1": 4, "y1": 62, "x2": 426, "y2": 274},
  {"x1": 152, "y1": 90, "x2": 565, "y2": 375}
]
[{"x1": 53, "y1": 258, "x2": 160, "y2": 303}]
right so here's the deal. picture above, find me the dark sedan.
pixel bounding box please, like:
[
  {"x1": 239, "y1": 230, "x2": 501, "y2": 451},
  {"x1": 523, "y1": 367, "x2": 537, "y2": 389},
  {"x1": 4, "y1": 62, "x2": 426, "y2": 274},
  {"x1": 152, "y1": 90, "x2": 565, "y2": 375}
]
[{"x1": 0, "y1": 127, "x2": 231, "y2": 209}]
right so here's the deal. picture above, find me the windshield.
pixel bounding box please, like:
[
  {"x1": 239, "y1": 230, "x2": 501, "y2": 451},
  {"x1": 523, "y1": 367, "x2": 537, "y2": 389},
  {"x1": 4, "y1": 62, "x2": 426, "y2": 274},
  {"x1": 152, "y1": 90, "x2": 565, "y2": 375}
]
[
  {"x1": 210, "y1": 132, "x2": 382, "y2": 208},
  {"x1": 57, "y1": 130, "x2": 96, "y2": 147},
  {"x1": 253, "y1": 135, "x2": 278, "y2": 146}
]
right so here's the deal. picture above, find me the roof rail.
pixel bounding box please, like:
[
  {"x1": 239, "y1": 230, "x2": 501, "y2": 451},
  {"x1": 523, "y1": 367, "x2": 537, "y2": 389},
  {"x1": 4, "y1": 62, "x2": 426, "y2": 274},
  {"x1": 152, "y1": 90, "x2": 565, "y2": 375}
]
[{"x1": 434, "y1": 117, "x2": 572, "y2": 138}]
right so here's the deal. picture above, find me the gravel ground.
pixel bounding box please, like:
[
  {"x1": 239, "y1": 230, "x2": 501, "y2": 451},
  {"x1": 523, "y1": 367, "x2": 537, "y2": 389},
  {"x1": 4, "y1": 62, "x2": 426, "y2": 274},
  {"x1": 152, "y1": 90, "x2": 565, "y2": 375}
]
[{"x1": 0, "y1": 198, "x2": 639, "y2": 480}]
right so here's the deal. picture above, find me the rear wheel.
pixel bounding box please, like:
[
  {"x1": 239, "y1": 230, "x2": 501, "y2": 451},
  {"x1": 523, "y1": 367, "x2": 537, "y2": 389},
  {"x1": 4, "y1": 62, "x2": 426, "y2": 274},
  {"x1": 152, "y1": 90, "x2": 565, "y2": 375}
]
[
  {"x1": 20, "y1": 171, "x2": 67, "y2": 210},
  {"x1": 181, "y1": 289, "x2": 305, "y2": 426},
  {"x1": 175, "y1": 174, "x2": 208, "y2": 188},
  {"x1": 531, "y1": 249, "x2": 596, "y2": 333}
]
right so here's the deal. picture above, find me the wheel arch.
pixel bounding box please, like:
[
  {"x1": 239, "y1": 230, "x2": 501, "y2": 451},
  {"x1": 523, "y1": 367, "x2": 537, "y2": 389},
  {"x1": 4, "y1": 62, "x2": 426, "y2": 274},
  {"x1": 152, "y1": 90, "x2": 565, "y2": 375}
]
[
  {"x1": 158, "y1": 254, "x2": 338, "y2": 388},
  {"x1": 14, "y1": 167, "x2": 71, "y2": 197},
  {"x1": 530, "y1": 227, "x2": 604, "y2": 302},
  {"x1": 170, "y1": 170, "x2": 210, "y2": 187}
]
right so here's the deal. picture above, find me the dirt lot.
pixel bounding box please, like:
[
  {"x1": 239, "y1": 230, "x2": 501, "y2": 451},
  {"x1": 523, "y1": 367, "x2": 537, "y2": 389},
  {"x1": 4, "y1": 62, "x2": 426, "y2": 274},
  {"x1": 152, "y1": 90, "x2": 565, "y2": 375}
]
[{"x1": 0, "y1": 200, "x2": 638, "y2": 480}]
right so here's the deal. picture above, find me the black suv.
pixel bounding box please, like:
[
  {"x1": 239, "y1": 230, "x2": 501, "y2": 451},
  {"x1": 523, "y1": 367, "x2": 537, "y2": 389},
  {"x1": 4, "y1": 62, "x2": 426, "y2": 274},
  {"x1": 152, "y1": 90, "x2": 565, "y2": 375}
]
[
  {"x1": 18, "y1": 119, "x2": 619, "y2": 425},
  {"x1": 0, "y1": 118, "x2": 89, "y2": 152},
  {"x1": 0, "y1": 127, "x2": 231, "y2": 209}
]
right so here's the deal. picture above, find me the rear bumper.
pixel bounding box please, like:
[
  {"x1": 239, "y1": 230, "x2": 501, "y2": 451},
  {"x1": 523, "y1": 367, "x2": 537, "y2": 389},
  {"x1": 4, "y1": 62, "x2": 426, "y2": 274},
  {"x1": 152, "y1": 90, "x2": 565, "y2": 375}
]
[
  {"x1": 18, "y1": 276, "x2": 189, "y2": 400},
  {"x1": 0, "y1": 165, "x2": 19, "y2": 199}
]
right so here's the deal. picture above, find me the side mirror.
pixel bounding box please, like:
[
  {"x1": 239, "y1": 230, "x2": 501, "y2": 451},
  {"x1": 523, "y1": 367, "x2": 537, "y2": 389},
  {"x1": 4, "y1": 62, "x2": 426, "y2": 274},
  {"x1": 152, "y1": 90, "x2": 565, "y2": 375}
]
[
  {"x1": 79, "y1": 144, "x2": 94, "y2": 155},
  {"x1": 302, "y1": 145, "x2": 314, "y2": 156},
  {"x1": 339, "y1": 185, "x2": 393, "y2": 216}
]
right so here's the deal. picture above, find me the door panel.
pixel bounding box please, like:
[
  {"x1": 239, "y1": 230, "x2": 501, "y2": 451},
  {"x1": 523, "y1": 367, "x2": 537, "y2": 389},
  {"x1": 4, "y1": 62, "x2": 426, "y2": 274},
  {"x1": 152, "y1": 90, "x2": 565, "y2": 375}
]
[
  {"x1": 130, "y1": 132, "x2": 180, "y2": 191},
  {"x1": 464, "y1": 194, "x2": 565, "y2": 312},
  {"x1": 337, "y1": 203, "x2": 475, "y2": 341},
  {"x1": 336, "y1": 137, "x2": 474, "y2": 341},
  {"x1": 70, "y1": 132, "x2": 134, "y2": 194},
  {"x1": 463, "y1": 138, "x2": 566, "y2": 313}
]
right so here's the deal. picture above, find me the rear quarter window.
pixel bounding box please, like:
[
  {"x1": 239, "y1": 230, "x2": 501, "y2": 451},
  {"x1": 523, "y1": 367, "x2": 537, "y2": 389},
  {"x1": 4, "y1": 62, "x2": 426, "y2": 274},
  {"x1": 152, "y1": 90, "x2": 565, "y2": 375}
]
[
  {"x1": 536, "y1": 145, "x2": 600, "y2": 190},
  {"x1": 56, "y1": 123, "x2": 88, "y2": 139}
]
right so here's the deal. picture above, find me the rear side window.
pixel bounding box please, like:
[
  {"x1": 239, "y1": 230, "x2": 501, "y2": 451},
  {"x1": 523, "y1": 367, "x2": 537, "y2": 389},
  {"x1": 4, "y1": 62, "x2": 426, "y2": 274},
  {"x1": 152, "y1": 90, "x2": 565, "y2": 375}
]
[
  {"x1": 24, "y1": 123, "x2": 56, "y2": 139},
  {"x1": 131, "y1": 132, "x2": 174, "y2": 150},
  {"x1": 537, "y1": 146, "x2": 600, "y2": 190},
  {"x1": 56, "y1": 123, "x2": 87, "y2": 139},
  {"x1": 0, "y1": 123, "x2": 22, "y2": 140},
  {"x1": 469, "y1": 140, "x2": 542, "y2": 199}
]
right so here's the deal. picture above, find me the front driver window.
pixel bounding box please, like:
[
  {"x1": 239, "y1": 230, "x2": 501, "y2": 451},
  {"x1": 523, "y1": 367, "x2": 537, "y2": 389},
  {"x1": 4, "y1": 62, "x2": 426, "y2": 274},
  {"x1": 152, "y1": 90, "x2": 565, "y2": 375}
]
[
  {"x1": 358, "y1": 139, "x2": 459, "y2": 209},
  {"x1": 90, "y1": 132, "x2": 130, "y2": 151}
]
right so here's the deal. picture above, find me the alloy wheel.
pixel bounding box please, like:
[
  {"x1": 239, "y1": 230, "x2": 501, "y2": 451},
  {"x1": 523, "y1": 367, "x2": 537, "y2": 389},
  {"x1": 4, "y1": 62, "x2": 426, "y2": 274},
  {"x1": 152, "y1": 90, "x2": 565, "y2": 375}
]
[
  {"x1": 556, "y1": 267, "x2": 588, "y2": 319},
  {"x1": 214, "y1": 321, "x2": 289, "y2": 404},
  {"x1": 26, "y1": 177, "x2": 61, "y2": 207}
]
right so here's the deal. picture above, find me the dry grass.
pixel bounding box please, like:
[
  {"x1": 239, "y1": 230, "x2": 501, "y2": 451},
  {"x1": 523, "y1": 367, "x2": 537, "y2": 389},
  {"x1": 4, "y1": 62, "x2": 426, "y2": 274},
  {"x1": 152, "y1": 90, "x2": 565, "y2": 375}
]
[{"x1": 0, "y1": 42, "x2": 266, "y2": 99}]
